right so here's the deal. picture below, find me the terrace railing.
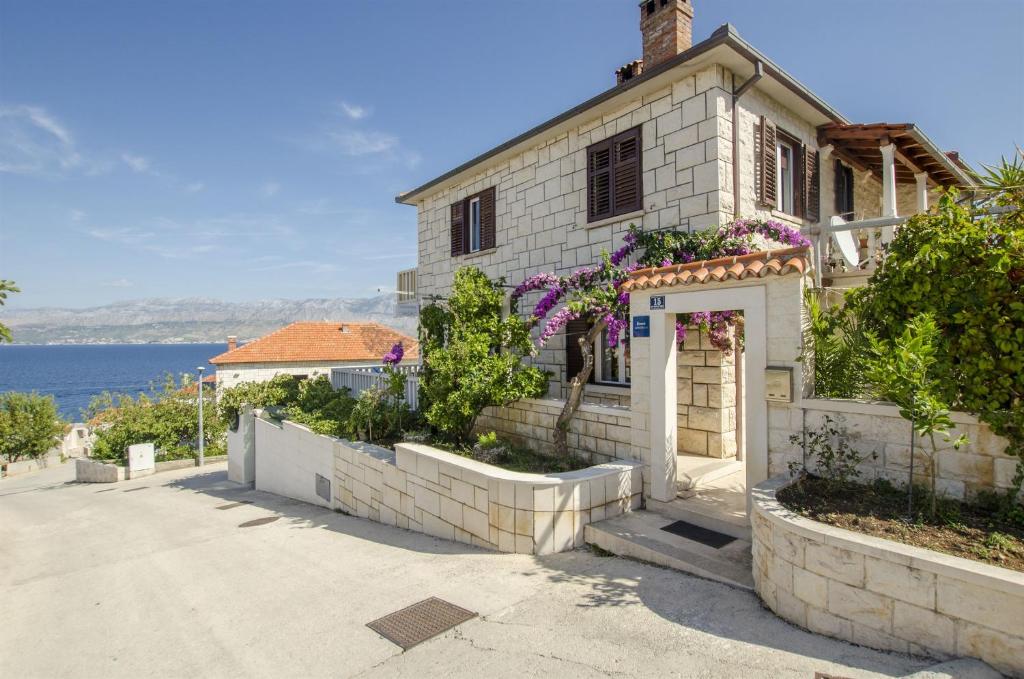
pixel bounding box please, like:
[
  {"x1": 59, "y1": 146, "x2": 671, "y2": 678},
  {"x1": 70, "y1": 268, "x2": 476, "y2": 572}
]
[{"x1": 331, "y1": 364, "x2": 420, "y2": 411}]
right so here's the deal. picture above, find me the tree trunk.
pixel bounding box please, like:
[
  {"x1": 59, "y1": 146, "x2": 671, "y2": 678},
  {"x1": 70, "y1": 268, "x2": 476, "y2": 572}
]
[{"x1": 554, "y1": 320, "x2": 607, "y2": 458}]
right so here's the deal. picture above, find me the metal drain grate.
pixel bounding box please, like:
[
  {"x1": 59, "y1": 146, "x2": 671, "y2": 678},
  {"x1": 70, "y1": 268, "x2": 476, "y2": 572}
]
[
  {"x1": 216, "y1": 501, "x2": 254, "y2": 510},
  {"x1": 238, "y1": 516, "x2": 279, "y2": 528},
  {"x1": 366, "y1": 597, "x2": 477, "y2": 650},
  {"x1": 660, "y1": 520, "x2": 736, "y2": 549}
]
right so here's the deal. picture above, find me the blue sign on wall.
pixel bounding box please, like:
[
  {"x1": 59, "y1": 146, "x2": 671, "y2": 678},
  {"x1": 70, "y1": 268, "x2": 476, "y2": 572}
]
[
  {"x1": 650, "y1": 295, "x2": 666, "y2": 310},
  {"x1": 632, "y1": 316, "x2": 650, "y2": 338}
]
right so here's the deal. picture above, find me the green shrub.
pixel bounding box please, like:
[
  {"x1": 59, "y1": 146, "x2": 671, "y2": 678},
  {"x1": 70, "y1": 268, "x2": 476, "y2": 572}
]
[
  {"x1": 0, "y1": 391, "x2": 65, "y2": 462},
  {"x1": 419, "y1": 267, "x2": 548, "y2": 444},
  {"x1": 286, "y1": 377, "x2": 357, "y2": 438},
  {"x1": 218, "y1": 374, "x2": 302, "y2": 425},
  {"x1": 89, "y1": 374, "x2": 225, "y2": 462}
]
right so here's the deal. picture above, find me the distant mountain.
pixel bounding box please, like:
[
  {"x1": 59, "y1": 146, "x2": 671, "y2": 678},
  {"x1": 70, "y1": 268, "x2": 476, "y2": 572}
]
[{"x1": 2, "y1": 295, "x2": 417, "y2": 344}]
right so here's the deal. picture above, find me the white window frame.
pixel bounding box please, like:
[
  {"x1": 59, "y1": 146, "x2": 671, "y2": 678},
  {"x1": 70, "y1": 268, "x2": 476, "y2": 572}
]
[
  {"x1": 593, "y1": 325, "x2": 630, "y2": 386},
  {"x1": 468, "y1": 197, "x2": 482, "y2": 253},
  {"x1": 776, "y1": 140, "x2": 794, "y2": 215}
]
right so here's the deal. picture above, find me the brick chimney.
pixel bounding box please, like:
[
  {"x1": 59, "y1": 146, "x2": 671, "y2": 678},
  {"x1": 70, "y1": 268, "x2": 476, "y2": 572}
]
[
  {"x1": 641, "y1": 0, "x2": 694, "y2": 70},
  {"x1": 227, "y1": 336, "x2": 237, "y2": 351}
]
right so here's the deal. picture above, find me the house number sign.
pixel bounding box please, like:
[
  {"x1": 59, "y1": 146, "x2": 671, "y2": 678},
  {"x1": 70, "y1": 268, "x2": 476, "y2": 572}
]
[{"x1": 649, "y1": 295, "x2": 666, "y2": 310}]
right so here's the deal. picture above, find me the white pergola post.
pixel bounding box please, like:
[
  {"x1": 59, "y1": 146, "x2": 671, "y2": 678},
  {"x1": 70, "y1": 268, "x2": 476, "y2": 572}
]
[
  {"x1": 915, "y1": 172, "x2": 929, "y2": 213},
  {"x1": 814, "y1": 145, "x2": 834, "y2": 288},
  {"x1": 880, "y1": 142, "x2": 898, "y2": 244},
  {"x1": 649, "y1": 311, "x2": 677, "y2": 502}
]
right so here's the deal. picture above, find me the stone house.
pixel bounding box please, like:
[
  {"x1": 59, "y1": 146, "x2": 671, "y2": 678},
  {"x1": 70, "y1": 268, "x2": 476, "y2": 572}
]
[
  {"x1": 209, "y1": 321, "x2": 418, "y2": 391},
  {"x1": 395, "y1": 1, "x2": 974, "y2": 500}
]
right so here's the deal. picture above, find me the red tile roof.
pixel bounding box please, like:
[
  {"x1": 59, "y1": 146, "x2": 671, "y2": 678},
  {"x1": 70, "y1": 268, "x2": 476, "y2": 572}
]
[
  {"x1": 621, "y1": 247, "x2": 810, "y2": 291},
  {"x1": 209, "y1": 322, "x2": 419, "y2": 366}
]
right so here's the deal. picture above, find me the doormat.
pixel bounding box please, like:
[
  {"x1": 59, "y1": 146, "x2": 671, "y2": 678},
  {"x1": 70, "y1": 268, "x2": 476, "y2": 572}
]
[
  {"x1": 660, "y1": 520, "x2": 736, "y2": 549},
  {"x1": 366, "y1": 597, "x2": 477, "y2": 650}
]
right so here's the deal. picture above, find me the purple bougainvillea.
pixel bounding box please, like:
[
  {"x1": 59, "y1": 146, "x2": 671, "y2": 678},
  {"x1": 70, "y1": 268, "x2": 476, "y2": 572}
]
[{"x1": 382, "y1": 342, "x2": 404, "y2": 366}]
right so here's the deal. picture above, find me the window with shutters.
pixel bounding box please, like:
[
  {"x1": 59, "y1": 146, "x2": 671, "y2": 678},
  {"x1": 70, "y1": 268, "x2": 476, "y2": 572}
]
[
  {"x1": 564, "y1": 318, "x2": 630, "y2": 388},
  {"x1": 450, "y1": 187, "x2": 496, "y2": 257},
  {"x1": 834, "y1": 160, "x2": 855, "y2": 219},
  {"x1": 587, "y1": 126, "x2": 643, "y2": 223},
  {"x1": 758, "y1": 117, "x2": 819, "y2": 222}
]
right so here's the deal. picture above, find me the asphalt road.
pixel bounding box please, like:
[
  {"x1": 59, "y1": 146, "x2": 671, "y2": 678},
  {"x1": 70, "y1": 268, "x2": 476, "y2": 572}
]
[{"x1": 0, "y1": 462, "x2": 934, "y2": 678}]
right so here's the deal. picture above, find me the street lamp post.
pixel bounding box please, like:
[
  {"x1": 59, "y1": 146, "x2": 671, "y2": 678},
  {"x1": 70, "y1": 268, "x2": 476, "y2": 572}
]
[{"x1": 197, "y1": 366, "x2": 205, "y2": 466}]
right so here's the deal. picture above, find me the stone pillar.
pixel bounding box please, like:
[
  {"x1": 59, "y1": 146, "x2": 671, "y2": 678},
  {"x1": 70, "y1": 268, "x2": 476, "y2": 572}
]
[
  {"x1": 228, "y1": 406, "x2": 256, "y2": 486},
  {"x1": 915, "y1": 172, "x2": 929, "y2": 213},
  {"x1": 676, "y1": 327, "x2": 737, "y2": 459}
]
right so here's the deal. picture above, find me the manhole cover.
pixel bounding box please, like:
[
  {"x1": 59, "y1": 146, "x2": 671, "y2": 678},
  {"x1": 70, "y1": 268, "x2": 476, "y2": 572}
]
[
  {"x1": 238, "y1": 516, "x2": 279, "y2": 528},
  {"x1": 660, "y1": 520, "x2": 736, "y2": 549},
  {"x1": 366, "y1": 597, "x2": 477, "y2": 650},
  {"x1": 216, "y1": 501, "x2": 254, "y2": 510}
]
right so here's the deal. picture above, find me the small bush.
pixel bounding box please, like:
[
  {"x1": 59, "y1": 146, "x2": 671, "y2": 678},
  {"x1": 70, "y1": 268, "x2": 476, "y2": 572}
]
[
  {"x1": 0, "y1": 391, "x2": 65, "y2": 462},
  {"x1": 789, "y1": 415, "x2": 876, "y2": 488}
]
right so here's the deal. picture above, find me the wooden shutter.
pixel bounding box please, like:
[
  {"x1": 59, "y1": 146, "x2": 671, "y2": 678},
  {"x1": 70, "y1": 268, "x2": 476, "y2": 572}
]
[
  {"x1": 450, "y1": 201, "x2": 464, "y2": 257},
  {"x1": 834, "y1": 159, "x2": 846, "y2": 216},
  {"x1": 611, "y1": 128, "x2": 642, "y2": 215},
  {"x1": 803, "y1": 147, "x2": 820, "y2": 222},
  {"x1": 479, "y1": 186, "x2": 496, "y2": 251},
  {"x1": 564, "y1": 319, "x2": 594, "y2": 385},
  {"x1": 587, "y1": 139, "x2": 613, "y2": 222},
  {"x1": 759, "y1": 115, "x2": 777, "y2": 207}
]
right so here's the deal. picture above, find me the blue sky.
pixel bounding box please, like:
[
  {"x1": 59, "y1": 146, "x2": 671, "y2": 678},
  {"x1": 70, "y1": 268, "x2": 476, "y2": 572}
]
[{"x1": 1, "y1": 0, "x2": 1021, "y2": 309}]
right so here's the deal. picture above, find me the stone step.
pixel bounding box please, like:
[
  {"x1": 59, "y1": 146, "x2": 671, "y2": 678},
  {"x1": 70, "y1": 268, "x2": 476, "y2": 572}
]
[
  {"x1": 646, "y1": 497, "x2": 751, "y2": 541},
  {"x1": 584, "y1": 510, "x2": 754, "y2": 591},
  {"x1": 675, "y1": 456, "x2": 742, "y2": 491}
]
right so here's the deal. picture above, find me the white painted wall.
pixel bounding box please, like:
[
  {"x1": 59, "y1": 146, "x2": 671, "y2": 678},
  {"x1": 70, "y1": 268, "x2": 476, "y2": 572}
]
[{"x1": 252, "y1": 417, "x2": 334, "y2": 509}]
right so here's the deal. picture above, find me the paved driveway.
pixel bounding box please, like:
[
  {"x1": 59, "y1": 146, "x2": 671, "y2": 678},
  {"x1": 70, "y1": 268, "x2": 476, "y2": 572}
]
[{"x1": 0, "y1": 463, "x2": 931, "y2": 678}]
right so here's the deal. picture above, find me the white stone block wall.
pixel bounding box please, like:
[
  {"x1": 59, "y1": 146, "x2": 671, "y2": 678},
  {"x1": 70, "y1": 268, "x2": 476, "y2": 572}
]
[
  {"x1": 75, "y1": 458, "x2": 124, "y2": 483},
  {"x1": 335, "y1": 441, "x2": 642, "y2": 555},
  {"x1": 676, "y1": 326, "x2": 737, "y2": 458},
  {"x1": 752, "y1": 476, "x2": 1024, "y2": 677},
  {"x1": 414, "y1": 65, "x2": 732, "y2": 399},
  {"x1": 474, "y1": 398, "x2": 634, "y2": 463},
  {"x1": 253, "y1": 417, "x2": 334, "y2": 509},
  {"x1": 769, "y1": 398, "x2": 1018, "y2": 501}
]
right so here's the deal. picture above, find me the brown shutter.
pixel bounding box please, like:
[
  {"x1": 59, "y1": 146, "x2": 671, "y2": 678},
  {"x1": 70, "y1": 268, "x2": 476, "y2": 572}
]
[
  {"x1": 759, "y1": 115, "x2": 777, "y2": 207},
  {"x1": 450, "y1": 201, "x2": 464, "y2": 257},
  {"x1": 564, "y1": 319, "x2": 595, "y2": 385},
  {"x1": 804, "y1": 147, "x2": 820, "y2": 222},
  {"x1": 587, "y1": 139, "x2": 613, "y2": 222},
  {"x1": 611, "y1": 128, "x2": 642, "y2": 215},
  {"x1": 479, "y1": 186, "x2": 496, "y2": 251},
  {"x1": 834, "y1": 159, "x2": 845, "y2": 216}
]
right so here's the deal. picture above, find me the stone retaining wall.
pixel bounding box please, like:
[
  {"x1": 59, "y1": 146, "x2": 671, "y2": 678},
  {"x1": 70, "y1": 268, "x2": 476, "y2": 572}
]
[
  {"x1": 752, "y1": 475, "x2": 1024, "y2": 677},
  {"x1": 476, "y1": 398, "x2": 634, "y2": 464},
  {"x1": 334, "y1": 440, "x2": 643, "y2": 555},
  {"x1": 75, "y1": 458, "x2": 125, "y2": 483},
  {"x1": 768, "y1": 399, "x2": 1018, "y2": 501}
]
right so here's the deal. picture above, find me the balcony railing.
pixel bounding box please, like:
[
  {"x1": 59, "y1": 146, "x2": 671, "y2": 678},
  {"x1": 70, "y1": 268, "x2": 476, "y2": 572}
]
[
  {"x1": 810, "y1": 215, "x2": 906, "y2": 288},
  {"x1": 331, "y1": 365, "x2": 420, "y2": 411}
]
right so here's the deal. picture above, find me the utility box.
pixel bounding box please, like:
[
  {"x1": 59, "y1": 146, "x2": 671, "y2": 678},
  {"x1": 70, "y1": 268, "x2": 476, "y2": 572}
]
[
  {"x1": 126, "y1": 443, "x2": 156, "y2": 479},
  {"x1": 228, "y1": 406, "x2": 256, "y2": 487}
]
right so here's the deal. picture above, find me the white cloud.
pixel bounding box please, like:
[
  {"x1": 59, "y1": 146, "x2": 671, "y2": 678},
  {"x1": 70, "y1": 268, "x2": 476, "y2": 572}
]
[
  {"x1": 69, "y1": 209, "x2": 86, "y2": 222},
  {"x1": 121, "y1": 153, "x2": 151, "y2": 173},
  {"x1": 184, "y1": 182, "x2": 205, "y2": 193},
  {"x1": 328, "y1": 130, "x2": 399, "y2": 156},
  {"x1": 260, "y1": 181, "x2": 281, "y2": 197},
  {"x1": 102, "y1": 278, "x2": 133, "y2": 288},
  {"x1": 339, "y1": 101, "x2": 370, "y2": 121},
  {"x1": 0, "y1": 105, "x2": 82, "y2": 175}
]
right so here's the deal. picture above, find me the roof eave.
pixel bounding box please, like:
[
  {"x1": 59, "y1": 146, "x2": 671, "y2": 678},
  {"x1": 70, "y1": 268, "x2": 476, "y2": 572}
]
[{"x1": 395, "y1": 24, "x2": 849, "y2": 206}]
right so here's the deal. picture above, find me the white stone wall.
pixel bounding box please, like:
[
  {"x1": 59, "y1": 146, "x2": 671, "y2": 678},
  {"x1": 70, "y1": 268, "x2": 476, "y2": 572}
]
[
  {"x1": 413, "y1": 65, "x2": 732, "y2": 398},
  {"x1": 475, "y1": 398, "x2": 634, "y2": 463},
  {"x1": 215, "y1": 361, "x2": 374, "y2": 392},
  {"x1": 676, "y1": 326, "x2": 737, "y2": 458},
  {"x1": 253, "y1": 417, "x2": 334, "y2": 509},
  {"x1": 768, "y1": 398, "x2": 1017, "y2": 501},
  {"x1": 335, "y1": 441, "x2": 642, "y2": 555},
  {"x1": 75, "y1": 458, "x2": 124, "y2": 483},
  {"x1": 752, "y1": 476, "x2": 1024, "y2": 676}
]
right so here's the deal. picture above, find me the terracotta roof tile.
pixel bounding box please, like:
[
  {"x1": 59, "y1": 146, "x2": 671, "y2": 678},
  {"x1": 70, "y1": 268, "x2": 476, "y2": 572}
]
[
  {"x1": 209, "y1": 322, "x2": 419, "y2": 366},
  {"x1": 621, "y1": 247, "x2": 810, "y2": 292}
]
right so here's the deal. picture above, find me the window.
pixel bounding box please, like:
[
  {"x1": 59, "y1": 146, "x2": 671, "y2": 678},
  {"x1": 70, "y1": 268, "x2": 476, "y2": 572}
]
[
  {"x1": 834, "y1": 160, "x2": 855, "y2": 219},
  {"x1": 777, "y1": 139, "x2": 795, "y2": 215},
  {"x1": 758, "y1": 115, "x2": 819, "y2": 222},
  {"x1": 595, "y1": 325, "x2": 631, "y2": 386},
  {"x1": 450, "y1": 187, "x2": 495, "y2": 257},
  {"x1": 587, "y1": 126, "x2": 643, "y2": 223},
  {"x1": 468, "y1": 197, "x2": 481, "y2": 253}
]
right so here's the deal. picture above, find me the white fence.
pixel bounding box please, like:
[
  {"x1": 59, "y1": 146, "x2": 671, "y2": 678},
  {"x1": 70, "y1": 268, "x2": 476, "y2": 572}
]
[{"x1": 331, "y1": 365, "x2": 420, "y2": 411}]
